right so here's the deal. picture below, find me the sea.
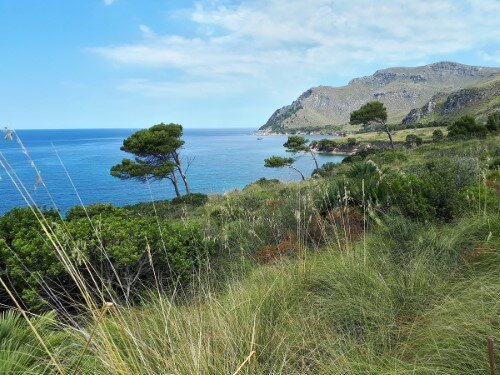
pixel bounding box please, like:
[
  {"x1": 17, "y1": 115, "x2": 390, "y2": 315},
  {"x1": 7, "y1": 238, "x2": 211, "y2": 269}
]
[{"x1": 0, "y1": 128, "x2": 344, "y2": 215}]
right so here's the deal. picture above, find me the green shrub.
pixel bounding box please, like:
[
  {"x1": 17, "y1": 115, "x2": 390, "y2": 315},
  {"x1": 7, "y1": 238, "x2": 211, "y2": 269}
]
[
  {"x1": 312, "y1": 162, "x2": 337, "y2": 178},
  {"x1": 171, "y1": 193, "x2": 209, "y2": 206},
  {"x1": 244, "y1": 177, "x2": 281, "y2": 189},
  {"x1": 0, "y1": 208, "x2": 214, "y2": 311},
  {"x1": 386, "y1": 174, "x2": 436, "y2": 222},
  {"x1": 432, "y1": 128, "x2": 444, "y2": 142},
  {"x1": 405, "y1": 134, "x2": 423, "y2": 147},
  {"x1": 313, "y1": 139, "x2": 338, "y2": 152},
  {"x1": 447, "y1": 116, "x2": 488, "y2": 138},
  {"x1": 486, "y1": 112, "x2": 499, "y2": 133},
  {"x1": 66, "y1": 203, "x2": 121, "y2": 221},
  {"x1": 346, "y1": 138, "x2": 357, "y2": 146}
]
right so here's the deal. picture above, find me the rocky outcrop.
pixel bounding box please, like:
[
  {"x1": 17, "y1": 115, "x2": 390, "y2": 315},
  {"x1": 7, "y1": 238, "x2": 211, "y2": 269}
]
[
  {"x1": 261, "y1": 62, "x2": 500, "y2": 131},
  {"x1": 402, "y1": 75, "x2": 500, "y2": 124},
  {"x1": 402, "y1": 94, "x2": 443, "y2": 125}
]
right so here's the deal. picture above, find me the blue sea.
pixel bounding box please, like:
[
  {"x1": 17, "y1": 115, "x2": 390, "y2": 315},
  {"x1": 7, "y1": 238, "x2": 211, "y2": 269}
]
[{"x1": 0, "y1": 128, "x2": 344, "y2": 215}]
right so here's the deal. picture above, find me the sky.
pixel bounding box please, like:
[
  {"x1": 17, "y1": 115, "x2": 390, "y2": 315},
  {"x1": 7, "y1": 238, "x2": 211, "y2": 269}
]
[{"x1": 0, "y1": 0, "x2": 499, "y2": 130}]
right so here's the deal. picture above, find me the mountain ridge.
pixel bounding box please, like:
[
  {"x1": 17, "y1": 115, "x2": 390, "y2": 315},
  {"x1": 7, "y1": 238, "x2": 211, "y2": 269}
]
[{"x1": 260, "y1": 62, "x2": 500, "y2": 131}]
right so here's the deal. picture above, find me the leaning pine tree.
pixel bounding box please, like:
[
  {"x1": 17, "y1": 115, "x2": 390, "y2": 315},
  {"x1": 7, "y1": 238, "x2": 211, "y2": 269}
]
[
  {"x1": 110, "y1": 123, "x2": 190, "y2": 197},
  {"x1": 350, "y1": 101, "x2": 394, "y2": 149}
]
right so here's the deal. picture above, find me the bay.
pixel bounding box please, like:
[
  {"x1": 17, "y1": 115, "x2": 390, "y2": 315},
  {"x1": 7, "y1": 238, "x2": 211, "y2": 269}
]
[{"x1": 0, "y1": 128, "x2": 344, "y2": 215}]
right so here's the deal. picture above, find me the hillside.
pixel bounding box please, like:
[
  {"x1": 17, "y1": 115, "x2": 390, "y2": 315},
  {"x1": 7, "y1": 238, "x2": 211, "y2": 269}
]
[
  {"x1": 0, "y1": 134, "x2": 498, "y2": 374},
  {"x1": 402, "y1": 75, "x2": 500, "y2": 124},
  {"x1": 260, "y1": 62, "x2": 500, "y2": 132}
]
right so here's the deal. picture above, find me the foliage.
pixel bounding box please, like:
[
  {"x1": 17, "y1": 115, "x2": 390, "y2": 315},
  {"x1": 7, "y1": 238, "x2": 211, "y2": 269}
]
[
  {"x1": 171, "y1": 193, "x2": 208, "y2": 206},
  {"x1": 0, "y1": 311, "x2": 71, "y2": 374},
  {"x1": 350, "y1": 101, "x2": 394, "y2": 148},
  {"x1": 244, "y1": 177, "x2": 281, "y2": 189},
  {"x1": 110, "y1": 123, "x2": 190, "y2": 196},
  {"x1": 447, "y1": 115, "x2": 488, "y2": 138},
  {"x1": 0, "y1": 130, "x2": 498, "y2": 374},
  {"x1": 349, "y1": 101, "x2": 388, "y2": 126},
  {"x1": 486, "y1": 112, "x2": 499, "y2": 132},
  {"x1": 312, "y1": 162, "x2": 338, "y2": 178},
  {"x1": 311, "y1": 139, "x2": 338, "y2": 152},
  {"x1": 405, "y1": 134, "x2": 423, "y2": 147},
  {"x1": 346, "y1": 137, "x2": 357, "y2": 146},
  {"x1": 283, "y1": 135, "x2": 310, "y2": 152},
  {"x1": 264, "y1": 155, "x2": 294, "y2": 168},
  {"x1": 265, "y1": 136, "x2": 320, "y2": 180},
  {"x1": 432, "y1": 128, "x2": 444, "y2": 142},
  {"x1": 0, "y1": 207, "x2": 213, "y2": 310}
]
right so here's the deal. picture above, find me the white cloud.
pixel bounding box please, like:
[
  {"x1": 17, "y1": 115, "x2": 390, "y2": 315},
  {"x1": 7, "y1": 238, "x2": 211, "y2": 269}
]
[
  {"x1": 91, "y1": 0, "x2": 500, "y2": 96},
  {"x1": 103, "y1": 0, "x2": 116, "y2": 6}
]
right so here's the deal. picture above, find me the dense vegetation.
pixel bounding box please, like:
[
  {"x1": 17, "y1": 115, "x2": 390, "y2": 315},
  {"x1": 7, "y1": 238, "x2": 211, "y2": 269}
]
[{"x1": 0, "y1": 122, "x2": 498, "y2": 373}]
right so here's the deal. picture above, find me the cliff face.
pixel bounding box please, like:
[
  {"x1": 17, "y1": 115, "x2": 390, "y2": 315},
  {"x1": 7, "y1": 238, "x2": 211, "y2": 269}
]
[{"x1": 261, "y1": 62, "x2": 500, "y2": 131}]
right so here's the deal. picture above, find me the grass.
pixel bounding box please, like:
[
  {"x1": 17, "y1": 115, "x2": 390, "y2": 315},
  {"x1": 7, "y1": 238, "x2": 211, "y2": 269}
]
[
  {"x1": 337, "y1": 126, "x2": 448, "y2": 143},
  {"x1": 0, "y1": 132, "x2": 498, "y2": 374},
  {"x1": 71, "y1": 212, "x2": 499, "y2": 374}
]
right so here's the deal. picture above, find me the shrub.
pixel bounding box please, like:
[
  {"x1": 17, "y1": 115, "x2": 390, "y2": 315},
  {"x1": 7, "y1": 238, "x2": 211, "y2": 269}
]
[
  {"x1": 244, "y1": 177, "x2": 281, "y2": 189},
  {"x1": 447, "y1": 116, "x2": 488, "y2": 138},
  {"x1": 171, "y1": 193, "x2": 209, "y2": 206},
  {"x1": 386, "y1": 174, "x2": 435, "y2": 222},
  {"x1": 347, "y1": 138, "x2": 357, "y2": 146},
  {"x1": 0, "y1": 208, "x2": 213, "y2": 311},
  {"x1": 312, "y1": 162, "x2": 337, "y2": 178},
  {"x1": 311, "y1": 138, "x2": 338, "y2": 152},
  {"x1": 486, "y1": 112, "x2": 499, "y2": 133},
  {"x1": 66, "y1": 203, "x2": 121, "y2": 221},
  {"x1": 405, "y1": 134, "x2": 423, "y2": 147},
  {"x1": 432, "y1": 129, "x2": 444, "y2": 142}
]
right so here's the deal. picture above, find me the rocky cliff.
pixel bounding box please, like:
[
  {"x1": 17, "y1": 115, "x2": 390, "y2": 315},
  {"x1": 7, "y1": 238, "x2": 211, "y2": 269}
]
[
  {"x1": 402, "y1": 75, "x2": 500, "y2": 124},
  {"x1": 261, "y1": 62, "x2": 500, "y2": 131}
]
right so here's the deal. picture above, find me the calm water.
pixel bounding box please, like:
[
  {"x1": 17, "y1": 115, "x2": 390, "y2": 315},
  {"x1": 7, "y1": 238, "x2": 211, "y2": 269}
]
[{"x1": 0, "y1": 128, "x2": 344, "y2": 215}]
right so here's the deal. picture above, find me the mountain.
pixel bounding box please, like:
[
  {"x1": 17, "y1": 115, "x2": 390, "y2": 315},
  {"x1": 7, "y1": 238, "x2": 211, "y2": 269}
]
[
  {"x1": 260, "y1": 62, "x2": 500, "y2": 132},
  {"x1": 402, "y1": 75, "x2": 500, "y2": 125}
]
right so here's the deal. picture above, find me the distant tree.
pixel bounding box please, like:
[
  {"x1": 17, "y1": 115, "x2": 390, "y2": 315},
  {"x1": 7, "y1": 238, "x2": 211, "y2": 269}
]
[
  {"x1": 350, "y1": 101, "x2": 394, "y2": 148},
  {"x1": 432, "y1": 129, "x2": 444, "y2": 142},
  {"x1": 311, "y1": 138, "x2": 338, "y2": 153},
  {"x1": 486, "y1": 112, "x2": 499, "y2": 133},
  {"x1": 405, "y1": 134, "x2": 423, "y2": 147},
  {"x1": 346, "y1": 138, "x2": 357, "y2": 146},
  {"x1": 447, "y1": 116, "x2": 487, "y2": 138},
  {"x1": 283, "y1": 135, "x2": 319, "y2": 169},
  {"x1": 110, "y1": 123, "x2": 190, "y2": 197},
  {"x1": 264, "y1": 156, "x2": 305, "y2": 180}
]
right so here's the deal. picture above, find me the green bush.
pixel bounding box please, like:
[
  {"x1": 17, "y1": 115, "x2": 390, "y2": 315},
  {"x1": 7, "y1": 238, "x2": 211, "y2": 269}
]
[
  {"x1": 486, "y1": 112, "x2": 499, "y2": 133},
  {"x1": 313, "y1": 139, "x2": 338, "y2": 152},
  {"x1": 0, "y1": 207, "x2": 214, "y2": 311},
  {"x1": 387, "y1": 174, "x2": 436, "y2": 221},
  {"x1": 432, "y1": 129, "x2": 444, "y2": 142},
  {"x1": 447, "y1": 116, "x2": 488, "y2": 138},
  {"x1": 171, "y1": 193, "x2": 209, "y2": 206},
  {"x1": 66, "y1": 203, "x2": 121, "y2": 221},
  {"x1": 405, "y1": 134, "x2": 423, "y2": 147},
  {"x1": 312, "y1": 162, "x2": 337, "y2": 178}
]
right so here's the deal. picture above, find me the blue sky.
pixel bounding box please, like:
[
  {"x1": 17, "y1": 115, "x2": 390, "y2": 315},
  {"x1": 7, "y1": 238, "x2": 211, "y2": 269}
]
[{"x1": 1, "y1": 0, "x2": 499, "y2": 129}]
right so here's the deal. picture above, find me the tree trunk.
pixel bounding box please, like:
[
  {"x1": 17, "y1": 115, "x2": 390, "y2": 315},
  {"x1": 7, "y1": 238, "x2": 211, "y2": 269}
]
[
  {"x1": 290, "y1": 166, "x2": 306, "y2": 181},
  {"x1": 172, "y1": 151, "x2": 191, "y2": 194},
  {"x1": 309, "y1": 150, "x2": 319, "y2": 170},
  {"x1": 384, "y1": 124, "x2": 395, "y2": 149},
  {"x1": 168, "y1": 174, "x2": 181, "y2": 197}
]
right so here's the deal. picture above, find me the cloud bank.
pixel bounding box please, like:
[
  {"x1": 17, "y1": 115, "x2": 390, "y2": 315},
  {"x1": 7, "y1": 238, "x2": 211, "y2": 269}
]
[{"x1": 91, "y1": 0, "x2": 500, "y2": 97}]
